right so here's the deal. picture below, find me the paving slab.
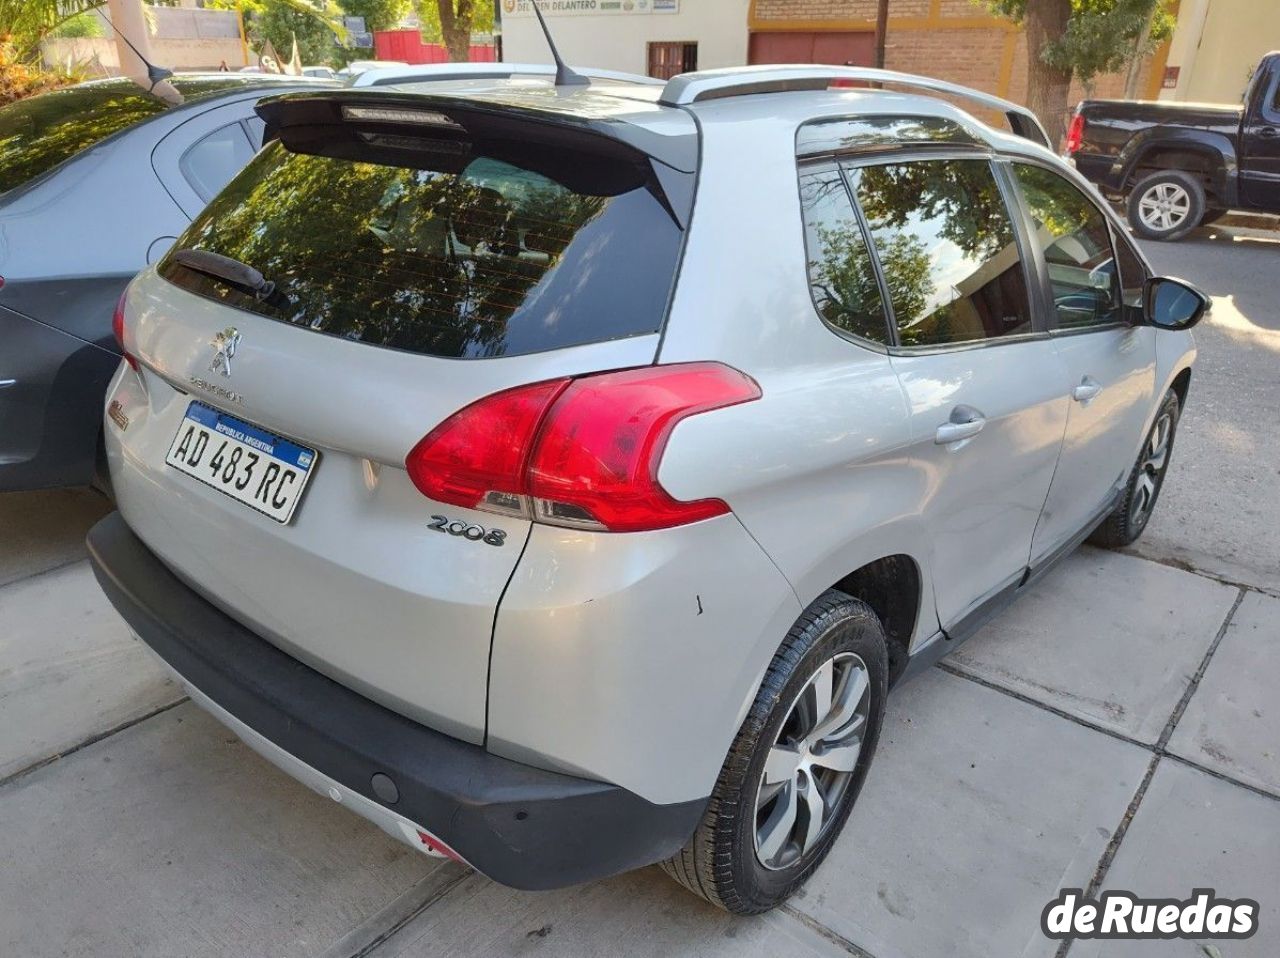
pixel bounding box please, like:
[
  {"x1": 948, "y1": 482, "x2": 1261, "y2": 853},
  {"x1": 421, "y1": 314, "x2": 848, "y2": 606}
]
[
  {"x1": 0, "y1": 488, "x2": 111, "y2": 587},
  {"x1": 789, "y1": 669, "x2": 1149, "y2": 958},
  {"x1": 0, "y1": 559, "x2": 181, "y2": 780},
  {"x1": 1073, "y1": 759, "x2": 1280, "y2": 957},
  {"x1": 366, "y1": 867, "x2": 847, "y2": 958},
  {"x1": 0, "y1": 702, "x2": 448, "y2": 958},
  {"x1": 948, "y1": 547, "x2": 1237, "y2": 743},
  {"x1": 1168, "y1": 590, "x2": 1280, "y2": 797}
]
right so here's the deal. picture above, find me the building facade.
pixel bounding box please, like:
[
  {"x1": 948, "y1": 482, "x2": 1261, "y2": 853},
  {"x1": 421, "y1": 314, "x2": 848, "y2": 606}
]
[{"x1": 499, "y1": 0, "x2": 751, "y2": 79}]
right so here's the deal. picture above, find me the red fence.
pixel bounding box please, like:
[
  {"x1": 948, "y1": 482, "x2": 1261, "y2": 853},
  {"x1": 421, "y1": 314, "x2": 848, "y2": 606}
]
[{"x1": 373, "y1": 30, "x2": 496, "y2": 65}]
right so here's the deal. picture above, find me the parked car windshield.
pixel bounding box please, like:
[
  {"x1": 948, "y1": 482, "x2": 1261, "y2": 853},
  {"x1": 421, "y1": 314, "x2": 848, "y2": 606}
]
[{"x1": 159, "y1": 140, "x2": 683, "y2": 359}]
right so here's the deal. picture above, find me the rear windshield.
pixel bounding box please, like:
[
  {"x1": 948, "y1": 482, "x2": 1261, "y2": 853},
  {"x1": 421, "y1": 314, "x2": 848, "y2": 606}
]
[
  {"x1": 159, "y1": 141, "x2": 683, "y2": 359},
  {"x1": 0, "y1": 81, "x2": 168, "y2": 193}
]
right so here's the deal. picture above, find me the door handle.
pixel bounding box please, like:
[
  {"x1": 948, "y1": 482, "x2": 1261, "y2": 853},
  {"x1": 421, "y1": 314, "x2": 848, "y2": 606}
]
[
  {"x1": 1072, "y1": 376, "x2": 1102, "y2": 404},
  {"x1": 1259, "y1": 126, "x2": 1279, "y2": 139},
  {"x1": 935, "y1": 404, "x2": 986, "y2": 445}
]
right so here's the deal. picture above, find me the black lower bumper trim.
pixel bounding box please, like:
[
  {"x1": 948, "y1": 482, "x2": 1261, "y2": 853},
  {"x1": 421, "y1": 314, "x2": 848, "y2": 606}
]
[{"x1": 87, "y1": 512, "x2": 705, "y2": 890}]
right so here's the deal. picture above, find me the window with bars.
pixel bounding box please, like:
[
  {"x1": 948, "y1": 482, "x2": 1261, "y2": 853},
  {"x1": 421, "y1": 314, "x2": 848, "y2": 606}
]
[{"x1": 647, "y1": 42, "x2": 698, "y2": 81}]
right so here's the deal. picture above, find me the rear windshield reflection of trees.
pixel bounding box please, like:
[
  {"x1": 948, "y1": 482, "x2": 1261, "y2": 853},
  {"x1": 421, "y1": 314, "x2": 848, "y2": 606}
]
[{"x1": 161, "y1": 146, "x2": 672, "y2": 358}]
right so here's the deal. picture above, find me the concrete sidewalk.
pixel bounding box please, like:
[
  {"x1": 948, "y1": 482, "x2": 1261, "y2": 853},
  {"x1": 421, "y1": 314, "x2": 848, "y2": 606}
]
[{"x1": 1, "y1": 488, "x2": 1276, "y2": 958}]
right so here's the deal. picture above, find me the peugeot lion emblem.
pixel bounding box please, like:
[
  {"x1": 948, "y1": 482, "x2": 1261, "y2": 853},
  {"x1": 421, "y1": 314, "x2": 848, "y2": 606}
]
[{"x1": 210, "y1": 327, "x2": 241, "y2": 377}]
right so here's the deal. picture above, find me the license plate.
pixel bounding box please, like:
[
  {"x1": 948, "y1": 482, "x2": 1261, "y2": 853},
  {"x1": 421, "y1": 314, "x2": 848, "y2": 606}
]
[{"x1": 165, "y1": 402, "x2": 317, "y2": 523}]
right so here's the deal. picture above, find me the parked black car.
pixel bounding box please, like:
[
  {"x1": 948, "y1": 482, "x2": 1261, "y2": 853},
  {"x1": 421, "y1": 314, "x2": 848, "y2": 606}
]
[
  {"x1": 1067, "y1": 50, "x2": 1280, "y2": 240},
  {"x1": 0, "y1": 74, "x2": 329, "y2": 493}
]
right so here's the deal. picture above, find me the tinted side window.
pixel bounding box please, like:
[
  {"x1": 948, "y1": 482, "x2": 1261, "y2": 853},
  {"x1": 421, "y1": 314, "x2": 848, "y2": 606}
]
[
  {"x1": 799, "y1": 168, "x2": 889, "y2": 345},
  {"x1": 848, "y1": 159, "x2": 1033, "y2": 348},
  {"x1": 1012, "y1": 163, "x2": 1123, "y2": 330},
  {"x1": 181, "y1": 123, "x2": 254, "y2": 202}
]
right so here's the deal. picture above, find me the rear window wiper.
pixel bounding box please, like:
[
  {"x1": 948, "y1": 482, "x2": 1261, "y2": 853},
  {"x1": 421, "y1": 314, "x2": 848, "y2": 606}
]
[{"x1": 173, "y1": 249, "x2": 279, "y2": 302}]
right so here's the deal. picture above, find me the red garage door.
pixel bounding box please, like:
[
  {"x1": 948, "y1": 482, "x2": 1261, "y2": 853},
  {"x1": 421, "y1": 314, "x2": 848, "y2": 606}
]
[{"x1": 748, "y1": 31, "x2": 875, "y2": 67}]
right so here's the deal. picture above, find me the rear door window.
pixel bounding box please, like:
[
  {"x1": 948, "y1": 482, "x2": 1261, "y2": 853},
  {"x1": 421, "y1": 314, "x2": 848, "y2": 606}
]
[
  {"x1": 798, "y1": 167, "x2": 889, "y2": 345},
  {"x1": 846, "y1": 158, "x2": 1034, "y2": 348},
  {"x1": 160, "y1": 141, "x2": 683, "y2": 359},
  {"x1": 0, "y1": 81, "x2": 166, "y2": 194}
]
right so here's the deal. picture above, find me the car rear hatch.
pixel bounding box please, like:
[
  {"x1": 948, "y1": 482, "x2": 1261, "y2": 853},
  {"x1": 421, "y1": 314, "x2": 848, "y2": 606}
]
[{"x1": 109, "y1": 88, "x2": 697, "y2": 743}]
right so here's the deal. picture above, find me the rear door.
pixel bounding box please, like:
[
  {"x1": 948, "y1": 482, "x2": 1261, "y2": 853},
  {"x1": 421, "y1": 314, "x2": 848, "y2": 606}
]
[
  {"x1": 1007, "y1": 161, "x2": 1156, "y2": 564},
  {"x1": 845, "y1": 155, "x2": 1071, "y2": 632}
]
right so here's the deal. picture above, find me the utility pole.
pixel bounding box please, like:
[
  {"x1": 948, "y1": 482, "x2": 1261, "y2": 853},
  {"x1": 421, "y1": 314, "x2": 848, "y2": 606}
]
[
  {"x1": 874, "y1": 0, "x2": 889, "y2": 68},
  {"x1": 106, "y1": 0, "x2": 181, "y2": 102}
]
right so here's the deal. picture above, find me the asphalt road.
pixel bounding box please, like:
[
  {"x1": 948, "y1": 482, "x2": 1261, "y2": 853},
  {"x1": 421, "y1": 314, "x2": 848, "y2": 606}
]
[{"x1": 1134, "y1": 225, "x2": 1280, "y2": 595}]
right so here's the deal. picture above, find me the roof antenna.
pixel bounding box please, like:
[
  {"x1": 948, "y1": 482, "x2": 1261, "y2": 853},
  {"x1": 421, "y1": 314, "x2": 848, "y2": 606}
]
[
  {"x1": 102, "y1": 15, "x2": 176, "y2": 94},
  {"x1": 531, "y1": 1, "x2": 589, "y2": 87}
]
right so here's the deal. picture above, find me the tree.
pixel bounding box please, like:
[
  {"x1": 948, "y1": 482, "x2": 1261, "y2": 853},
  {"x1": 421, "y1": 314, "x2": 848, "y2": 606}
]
[
  {"x1": 337, "y1": 0, "x2": 410, "y2": 32},
  {"x1": 982, "y1": 0, "x2": 1174, "y2": 146},
  {"x1": 253, "y1": 0, "x2": 338, "y2": 65},
  {"x1": 415, "y1": 0, "x2": 493, "y2": 61}
]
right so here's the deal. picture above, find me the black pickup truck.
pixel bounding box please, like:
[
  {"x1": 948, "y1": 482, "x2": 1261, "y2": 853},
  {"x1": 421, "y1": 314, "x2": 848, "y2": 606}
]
[{"x1": 1067, "y1": 50, "x2": 1280, "y2": 240}]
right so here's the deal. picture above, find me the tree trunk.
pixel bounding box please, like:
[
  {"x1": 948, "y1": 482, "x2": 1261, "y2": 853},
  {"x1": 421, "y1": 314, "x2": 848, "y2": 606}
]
[
  {"x1": 437, "y1": 0, "x2": 474, "y2": 62},
  {"x1": 1023, "y1": 0, "x2": 1073, "y2": 149},
  {"x1": 1123, "y1": 2, "x2": 1158, "y2": 99},
  {"x1": 874, "y1": 0, "x2": 889, "y2": 69}
]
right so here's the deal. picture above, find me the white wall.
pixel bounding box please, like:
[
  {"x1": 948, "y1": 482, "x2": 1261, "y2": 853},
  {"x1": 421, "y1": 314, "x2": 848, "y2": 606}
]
[
  {"x1": 1162, "y1": 0, "x2": 1280, "y2": 104},
  {"x1": 499, "y1": 0, "x2": 749, "y2": 77}
]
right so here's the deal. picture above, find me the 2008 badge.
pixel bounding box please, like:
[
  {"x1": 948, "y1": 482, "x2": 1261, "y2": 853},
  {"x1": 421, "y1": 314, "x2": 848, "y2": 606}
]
[{"x1": 428, "y1": 515, "x2": 507, "y2": 546}]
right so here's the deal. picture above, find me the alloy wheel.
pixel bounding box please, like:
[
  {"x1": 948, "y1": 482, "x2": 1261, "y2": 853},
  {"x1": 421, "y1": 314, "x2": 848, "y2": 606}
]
[
  {"x1": 1138, "y1": 183, "x2": 1192, "y2": 232},
  {"x1": 1132, "y1": 410, "x2": 1173, "y2": 523},
  {"x1": 754, "y1": 652, "x2": 871, "y2": 871}
]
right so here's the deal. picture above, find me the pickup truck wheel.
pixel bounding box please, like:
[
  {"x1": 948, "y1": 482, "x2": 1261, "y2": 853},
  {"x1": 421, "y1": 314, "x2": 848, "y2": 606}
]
[
  {"x1": 1127, "y1": 171, "x2": 1205, "y2": 241},
  {"x1": 1090, "y1": 389, "x2": 1181, "y2": 548},
  {"x1": 661, "y1": 591, "x2": 888, "y2": 914}
]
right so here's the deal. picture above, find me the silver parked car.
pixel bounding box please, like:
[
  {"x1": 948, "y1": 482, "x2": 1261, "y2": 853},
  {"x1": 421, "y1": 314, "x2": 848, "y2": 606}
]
[
  {"x1": 0, "y1": 73, "x2": 329, "y2": 492},
  {"x1": 88, "y1": 65, "x2": 1206, "y2": 913}
]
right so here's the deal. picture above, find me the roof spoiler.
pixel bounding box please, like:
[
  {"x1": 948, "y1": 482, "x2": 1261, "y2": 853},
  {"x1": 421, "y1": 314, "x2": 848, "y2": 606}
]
[{"x1": 659, "y1": 65, "x2": 1052, "y2": 149}]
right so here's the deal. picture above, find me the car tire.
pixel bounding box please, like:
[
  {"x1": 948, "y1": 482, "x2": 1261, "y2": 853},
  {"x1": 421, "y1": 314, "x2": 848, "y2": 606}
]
[
  {"x1": 661, "y1": 590, "x2": 888, "y2": 914},
  {"x1": 1090, "y1": 389, "x2": 1181, "y2": 548},
  {"x1": 1127, "y1": 170, "x2": 1205, "y2": 241}
]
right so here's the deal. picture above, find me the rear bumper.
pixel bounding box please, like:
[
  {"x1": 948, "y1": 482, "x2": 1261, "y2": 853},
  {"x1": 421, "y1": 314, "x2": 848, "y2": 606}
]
[{"x1": 86, "y1": 511, "x2": 706, "y2": 890}]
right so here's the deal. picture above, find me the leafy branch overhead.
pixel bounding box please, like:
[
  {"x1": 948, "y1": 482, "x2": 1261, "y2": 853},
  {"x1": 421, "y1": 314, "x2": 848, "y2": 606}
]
[
  {"x1": 979, "y1": 0, "x2": 1175, "y2": 146},
  {"x1": 983, "y1": 0, "x2": 1174, "y2": 83}
]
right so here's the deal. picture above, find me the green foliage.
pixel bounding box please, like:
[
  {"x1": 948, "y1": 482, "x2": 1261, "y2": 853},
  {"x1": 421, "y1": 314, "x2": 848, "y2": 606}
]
[
  {"x1": 251, "y1": 0, "x2": 340, "y2": 65},
  {"x1": 416, "y1": 0, "x2": 494, "y2": 45},
  {"x1": 48, "y1": 11, "x2": 102, "y2": 39},
  {"x1": 337, "y1": 0, "x2": 411, "y2": 33},
  {"x1": 0, "y1": 0, "x2": 104, "y2": 58},
  {"x1": 981, "y1": 0, "x2": 1175, "y2": 83}
]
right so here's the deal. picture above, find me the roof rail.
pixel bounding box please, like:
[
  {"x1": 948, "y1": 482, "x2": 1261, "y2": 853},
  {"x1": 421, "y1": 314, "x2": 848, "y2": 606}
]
[
  {"x1": 658, "y1": 65, "x2": 1051, "y2": 148},
  {"x1": 352, "y1": 62, "x2": 662, "y2": 89}
]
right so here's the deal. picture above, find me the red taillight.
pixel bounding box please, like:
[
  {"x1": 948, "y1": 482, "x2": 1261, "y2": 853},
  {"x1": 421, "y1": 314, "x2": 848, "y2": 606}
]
[
  {"x1": 406, "y1": 377, "x2": 570, "y2": 513},
  {"x1": 405, "y1": 363, "x2": 761, "y2": 533},
  {"x1": 112, "y1": 291, "x2": 138, "y2": 371},
  {"x1": 1065, "y1": 112, "x2": 1085, "y2": 154}
]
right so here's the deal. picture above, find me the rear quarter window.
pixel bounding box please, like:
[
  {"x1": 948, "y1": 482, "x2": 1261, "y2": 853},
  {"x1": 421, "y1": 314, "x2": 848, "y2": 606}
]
[{"x1": 159, "y1": 141, "x2": 684, "y2": 360}]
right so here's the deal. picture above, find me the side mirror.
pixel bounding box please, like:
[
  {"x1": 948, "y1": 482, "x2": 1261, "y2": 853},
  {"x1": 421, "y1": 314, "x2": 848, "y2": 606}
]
[{"x1": 1144, "y1": 276, "x2": 1210, "y2": 330}]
